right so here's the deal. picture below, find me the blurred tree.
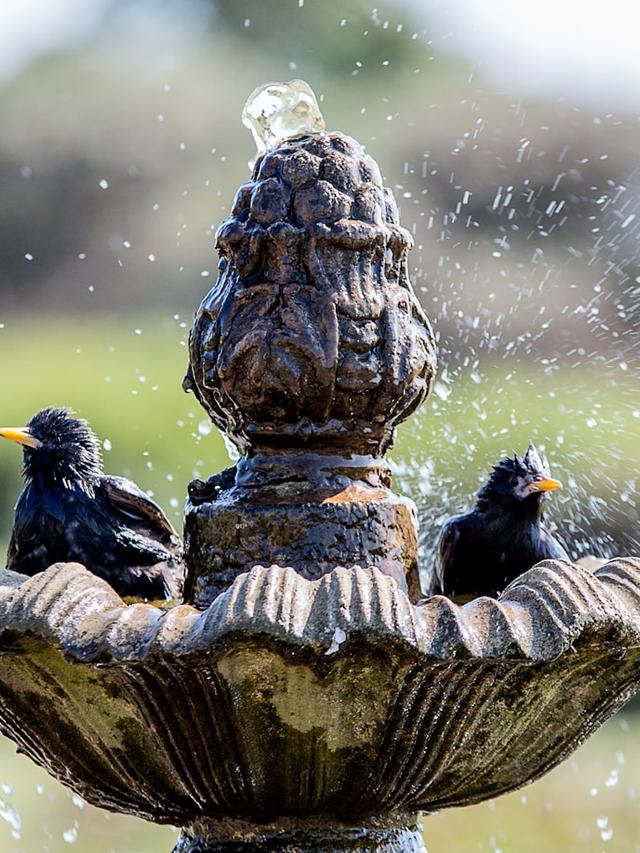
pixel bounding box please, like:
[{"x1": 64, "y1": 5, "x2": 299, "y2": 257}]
[{"x1": 208, "y1": 0, "x2": 424, "y2": 78}]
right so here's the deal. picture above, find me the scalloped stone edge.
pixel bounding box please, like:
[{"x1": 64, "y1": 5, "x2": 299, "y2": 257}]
[{"x1": 0, "y1": 557, "x2": 638, "y2": 664}]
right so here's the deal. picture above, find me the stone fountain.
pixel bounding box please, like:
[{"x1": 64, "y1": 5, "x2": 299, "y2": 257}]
[{"x1": 0, "y1": 81, "x2": 639, "y2": 852}]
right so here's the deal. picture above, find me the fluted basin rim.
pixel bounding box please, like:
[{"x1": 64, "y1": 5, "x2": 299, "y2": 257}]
[{"x1": 0, "y1": 557, "x2": 639, "y2": 663}]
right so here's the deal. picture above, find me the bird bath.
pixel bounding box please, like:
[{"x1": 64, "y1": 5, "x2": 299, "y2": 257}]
[{"x1": 0, "y1": 82, "x2": 639, "y2": 852}]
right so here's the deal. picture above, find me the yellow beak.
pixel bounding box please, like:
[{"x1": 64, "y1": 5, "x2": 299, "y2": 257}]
[
  {"x1": 0, "y1": 427, "x2": 42, "y2": 449},
  {"x1": 531, "y1": 477, "x2": 562, "y2": 492}
]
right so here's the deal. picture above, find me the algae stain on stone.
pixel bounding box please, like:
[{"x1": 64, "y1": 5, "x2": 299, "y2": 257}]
[
  {"x1": 217, "y1": 647, "x2": 393, "y2": 751},
  {"x1": 0, "y1": 641, "x2": 134, "y2": 750}
]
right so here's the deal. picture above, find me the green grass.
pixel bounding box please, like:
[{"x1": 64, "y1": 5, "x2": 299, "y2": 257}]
[{"x1": 396, "y1": 358, "x2": 640, "y2": 562}]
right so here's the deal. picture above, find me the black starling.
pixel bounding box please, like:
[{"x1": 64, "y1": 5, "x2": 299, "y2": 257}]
[
  {"x1": 430, "y1": 444, "x2": 569, "y2": 602},
  {"x1": 0, "y1": 408, "x2": 184, "y2": 599}
]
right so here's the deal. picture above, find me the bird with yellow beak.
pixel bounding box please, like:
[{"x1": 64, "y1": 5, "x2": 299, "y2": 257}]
[
  {"x1": 428, "y1": 443, "x2": 567, "y2": 602},
  {"x1": 0, "y1": 407, "x2": 184, "y2": 599}
]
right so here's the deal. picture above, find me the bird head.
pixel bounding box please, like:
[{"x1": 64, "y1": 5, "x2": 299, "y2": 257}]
[
  {"x1": 476, "y1": 443, "x2": 562, "y2": 515},
  {"x1": 0, "y1": 408, "x2": 102, "y2": 487}
]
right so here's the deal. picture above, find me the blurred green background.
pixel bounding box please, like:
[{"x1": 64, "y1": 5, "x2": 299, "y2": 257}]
[{"x1": 0, "y1": 0, "x2": 639, "y2": 849}]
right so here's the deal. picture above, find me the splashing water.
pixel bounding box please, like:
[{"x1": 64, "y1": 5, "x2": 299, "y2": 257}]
[
  {"x1": 389, "y1": 115, "x2": 640, "y2": 575},
  {"x1": 242, "y1": 79, "x2": 325, "y2": 159},
  {"x1": 0, "y1": 797, "x2": 21, "y2": 836}
]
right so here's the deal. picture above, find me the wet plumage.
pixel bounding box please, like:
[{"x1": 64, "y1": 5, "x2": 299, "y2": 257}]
[
  {"x1": 430, "y1": 444, "x2": 569, "y2": 602},
  {"x1": 1, "y1": 408, "x2": 184, "y2": 599}
]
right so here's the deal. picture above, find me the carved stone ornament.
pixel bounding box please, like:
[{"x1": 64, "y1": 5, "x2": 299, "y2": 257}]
[
  {"x1": 183, "y1": 129, "x2": 436, "y2": 457},
  {"x1": 0, "y1": 558, "x2": 638, "y2": 852},
  {"x1": 183, "y1": 82, "x2": 436, "y2": 606}
]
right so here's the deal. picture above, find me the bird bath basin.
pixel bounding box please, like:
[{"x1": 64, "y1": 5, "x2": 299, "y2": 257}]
[
  {"x1": 0, "y1": 82, "x2": 639, "y2": 851},
  {"x1": 0, "y1": 558, "x2": 639, "y2": 851}
]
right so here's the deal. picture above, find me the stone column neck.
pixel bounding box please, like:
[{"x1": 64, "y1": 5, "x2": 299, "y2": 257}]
[
  {"x1": 173, "y1": 814, "x2": 427, "y2": 852},
  {"x1": 235, "y1": 452, "x2": 392, "y2": 488}
]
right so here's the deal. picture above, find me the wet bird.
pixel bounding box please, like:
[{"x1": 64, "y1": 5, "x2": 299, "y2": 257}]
[
  {"x1": 0, "y1": 408, "x2": 184, "y2": 599},
  {"x1": 430, "y1": 444, "x2": 569, "y2": 602}
]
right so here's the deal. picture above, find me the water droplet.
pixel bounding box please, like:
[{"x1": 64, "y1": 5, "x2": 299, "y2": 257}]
[
  {"x1": 223, "y1": 434, "x2": 240, "y2": 462},
  {"x1": 434, "y1": 381, "x2": 451, "y2": 401},
  {"x1": 242, "y1": 79, "x2": 325, "y2": 160},
  {"x1": 62, "y1": 825, "x2": 78, "y2": 843},
  {"x1": 605, "y1": 769, "x2": 619, "y2": 787},
  {"x1": 0, "y1": 798, "x2": 21, "y2": 832}
]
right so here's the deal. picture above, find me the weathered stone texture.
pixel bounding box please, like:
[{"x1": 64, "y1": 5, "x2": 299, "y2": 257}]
[
  {"x1": 183, "y1": 454, "x2": 422, "y2": 607},
  {"x1": 184, "y1": 132, "x2": 436, "y2": 457},
  {"x1": 0, "y1": 558, "x2": 638, "y2": 844}
]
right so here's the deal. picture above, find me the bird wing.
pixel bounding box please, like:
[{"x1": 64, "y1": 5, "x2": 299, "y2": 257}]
[
  {"x1": 6, "y1": 519, "x2": 39, "y2": 572},
  {"x1": 96, "y1": 476, "x2": 181, "y2": 551},
  {"x1": 431, "y1": 519, "x2": 461, "y2": 596},
  {"x1": 6, "y1": 493, "x2": 52, "y2": 574}
]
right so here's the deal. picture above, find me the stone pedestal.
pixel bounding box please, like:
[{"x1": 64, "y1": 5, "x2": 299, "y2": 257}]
[
  {"x1": 182, "y1": 128, "x2": 436, "y2": 613},
  {"x1": 184, "y1": 453, "x2": 422, "y2": 607},
  {"x1": 174, "y1": 815, "x2": 426, "y2": 853}
]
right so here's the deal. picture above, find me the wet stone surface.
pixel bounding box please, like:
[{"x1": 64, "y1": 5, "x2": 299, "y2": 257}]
[
  {"x1": 184, "y1": 130, "x2": 436, "y2": 458},
  {"x1": 183, "y1": 130, "x2": 436, "y2": 609},
  {"x1": 183, "y1": 453, "x2": 422, "y2": 607},
  {"x1": 173, "y1": 817, "x2": 426, "y2": 852},
  {"x1": 0, "y1": 560, "x2": 639, "y2": 835}
]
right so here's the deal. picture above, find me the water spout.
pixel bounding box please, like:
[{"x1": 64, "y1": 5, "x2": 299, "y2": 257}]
[{"x1": 242, "y1": 79, "x2": 325, "y2": 160}]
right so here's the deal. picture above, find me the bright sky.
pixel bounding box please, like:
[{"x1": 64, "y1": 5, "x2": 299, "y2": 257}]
[
  {"x1": 409, "y1": 0, "x2": 640, "y2": 108},
  {"x1": 1, "y1": 0, "x2": 640, "y2": 108},
  {"x1": 0, "y1": 0, "x2": 108, "y2": 81}
]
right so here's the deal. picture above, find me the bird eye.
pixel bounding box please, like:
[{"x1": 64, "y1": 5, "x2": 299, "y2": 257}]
[{"x1": 509, "y1": 475, "x2": 519, "y2": 487}]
